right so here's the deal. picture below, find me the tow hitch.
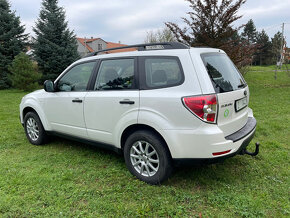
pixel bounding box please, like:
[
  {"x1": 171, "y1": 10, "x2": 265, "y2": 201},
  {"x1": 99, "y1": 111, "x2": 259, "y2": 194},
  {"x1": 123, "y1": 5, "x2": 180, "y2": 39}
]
[{"x1": 241, "y1": 142, "x2": 260, "y2": 156}]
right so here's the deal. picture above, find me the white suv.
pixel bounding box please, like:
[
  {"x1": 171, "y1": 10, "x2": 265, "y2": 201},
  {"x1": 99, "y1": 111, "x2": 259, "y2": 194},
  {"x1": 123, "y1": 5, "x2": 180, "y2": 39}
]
[{"x1": 20, "y1": 42, "x2": 258, "y2": 184}]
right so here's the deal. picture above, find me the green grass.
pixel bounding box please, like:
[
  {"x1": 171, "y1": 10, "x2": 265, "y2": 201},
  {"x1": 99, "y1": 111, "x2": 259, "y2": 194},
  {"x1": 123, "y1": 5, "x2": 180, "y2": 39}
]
[
  {"x1": 248, "y1": 64, "x2": 290, "y2": 72},
  {"x1": 0, "y1": 68, "x2": 289, "y2": 217}
]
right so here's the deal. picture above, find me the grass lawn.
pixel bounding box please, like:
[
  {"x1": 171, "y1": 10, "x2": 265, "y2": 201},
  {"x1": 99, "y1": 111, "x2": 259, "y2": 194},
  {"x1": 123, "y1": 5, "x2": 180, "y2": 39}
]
[
  {"x1": 248, "y1": 64, "x2": 290, "y2": 72},
  {"x1": 0, "y1": 68, "x2": 289, "y2": 217}
]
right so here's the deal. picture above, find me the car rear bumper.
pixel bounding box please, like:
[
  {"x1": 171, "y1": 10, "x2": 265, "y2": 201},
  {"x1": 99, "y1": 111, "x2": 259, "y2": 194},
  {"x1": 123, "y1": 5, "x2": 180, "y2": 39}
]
[
  {"x1": 225, "y1": 117, "x2": 256, "y2": 142},
  {"x1": 173, "y1": 124, "x2": 256, "y2": 165},
  {"x1": 163, "y1": 116, "x2": 257, "y2": 161}
]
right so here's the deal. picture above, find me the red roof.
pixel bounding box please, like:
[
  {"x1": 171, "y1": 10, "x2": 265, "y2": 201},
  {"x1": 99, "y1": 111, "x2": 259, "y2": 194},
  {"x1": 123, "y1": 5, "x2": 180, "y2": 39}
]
[
  {"x1": 76, "y1": 37, "x2": 94, "y2": 52},
  {"x1": 76, "y1": 37, "x2": 136, "y2": 54},
  {"x1": 105, "y1": 41, "x2": 136, "y2": 54}
]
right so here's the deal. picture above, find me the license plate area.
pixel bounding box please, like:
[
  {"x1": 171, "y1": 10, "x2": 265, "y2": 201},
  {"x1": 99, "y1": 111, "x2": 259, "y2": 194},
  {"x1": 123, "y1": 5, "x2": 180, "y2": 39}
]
[{"x1": 235, "y1": 97, "x2": 247, "y2": 112}]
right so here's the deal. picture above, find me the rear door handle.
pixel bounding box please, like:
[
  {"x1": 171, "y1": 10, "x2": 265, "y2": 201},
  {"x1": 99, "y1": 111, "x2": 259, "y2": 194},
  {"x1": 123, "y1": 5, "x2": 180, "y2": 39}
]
[
  {"x1": 119, "y1": 100, "x2": 135, "y2": 105},
  {"x1": 72, "y1": 99, "x2": 83, "y2": 103}
]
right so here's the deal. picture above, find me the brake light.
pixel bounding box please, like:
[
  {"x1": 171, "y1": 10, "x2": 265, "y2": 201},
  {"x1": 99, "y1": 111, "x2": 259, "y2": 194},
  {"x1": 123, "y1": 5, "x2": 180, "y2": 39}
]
[{"x1": 182, "y1": 94, "x2": 217, "y2": 123}]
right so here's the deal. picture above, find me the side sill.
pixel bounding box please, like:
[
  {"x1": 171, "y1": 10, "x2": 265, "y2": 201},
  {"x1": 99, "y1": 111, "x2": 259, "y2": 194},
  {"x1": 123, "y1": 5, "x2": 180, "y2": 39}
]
[{"x1": 47, "y1": 131, "x2": 122, "y2": 155}]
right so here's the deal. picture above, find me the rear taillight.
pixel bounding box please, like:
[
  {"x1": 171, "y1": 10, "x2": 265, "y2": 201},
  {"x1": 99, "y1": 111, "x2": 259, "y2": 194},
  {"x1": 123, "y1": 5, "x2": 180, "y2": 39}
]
[{"x1": 182, "y1": 94, "x2": 218, "y2": 123}]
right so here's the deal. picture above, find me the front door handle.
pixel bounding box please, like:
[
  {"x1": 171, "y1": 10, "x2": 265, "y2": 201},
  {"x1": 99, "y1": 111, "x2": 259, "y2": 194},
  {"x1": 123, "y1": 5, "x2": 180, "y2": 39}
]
[
  {"x1": 119, "y1": 100, "x2": 135, "y2": 105},
  {"x1": 72, "y1": 99, "x2": 83, "y2": 103}
]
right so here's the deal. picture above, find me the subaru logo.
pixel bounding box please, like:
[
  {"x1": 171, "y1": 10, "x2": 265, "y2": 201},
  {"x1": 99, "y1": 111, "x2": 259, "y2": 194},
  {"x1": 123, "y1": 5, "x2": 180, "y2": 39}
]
[{"x1": 244, "y1": 90, "x2": 247, "y2": 96}]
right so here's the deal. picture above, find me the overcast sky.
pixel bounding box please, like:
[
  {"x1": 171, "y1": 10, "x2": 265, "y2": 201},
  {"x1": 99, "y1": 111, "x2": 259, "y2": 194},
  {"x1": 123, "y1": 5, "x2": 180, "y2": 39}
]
[{"x1": 10, "y1": 0, "x2": 290, "y2": 45}]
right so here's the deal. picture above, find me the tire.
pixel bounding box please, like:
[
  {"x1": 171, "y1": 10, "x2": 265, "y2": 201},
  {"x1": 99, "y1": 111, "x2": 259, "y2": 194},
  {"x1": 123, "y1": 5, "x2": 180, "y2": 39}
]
[
  {"x1": 24, "y1": 112, "x2": 48, "y2": 145},
  {"x1": 124, "y1": 130, "x2": 172, "y2": 184}
]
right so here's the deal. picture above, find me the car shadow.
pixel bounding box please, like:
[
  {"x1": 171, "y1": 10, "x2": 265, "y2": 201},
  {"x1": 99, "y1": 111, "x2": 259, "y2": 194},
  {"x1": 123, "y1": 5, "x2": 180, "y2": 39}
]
[
  {"x1": 44, "y1": 135, "x2": 258, "y2": 187},
  {"x1": 47, "y1": 135, "x2": 124, "y2": 162},
  {"x1": 166, "y1": 155, "x2": 258, "y2": 187}
]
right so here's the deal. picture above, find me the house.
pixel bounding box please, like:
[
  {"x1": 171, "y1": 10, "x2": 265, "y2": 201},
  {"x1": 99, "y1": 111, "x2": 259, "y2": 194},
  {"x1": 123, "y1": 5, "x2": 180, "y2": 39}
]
[
  {"x1": 76, "y1": 37, "x2": 135, "y2": 57},
  {"x1": 284, "y1": 47, "x2": 290, "y2": 61}
]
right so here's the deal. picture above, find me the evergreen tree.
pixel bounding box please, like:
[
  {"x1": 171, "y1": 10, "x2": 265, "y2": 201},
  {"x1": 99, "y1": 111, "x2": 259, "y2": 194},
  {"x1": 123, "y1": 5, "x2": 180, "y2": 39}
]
[
  {"x1": 165, "y1": 0, "x2": 256, "y2": 68},
  {"x1": 255, "y1": 30, "x2": 272, "y2": 65},
  {"x1": 231, "y1": 31, "x2": 241, "y2": 41},
  {"x1": 33, "y1": 0, "x2": 79, "y2": 82},
  {"x1": 241, "y1": 19, "x2": 257, "y2": 43},
  {"x1": 9, "y1": 52, "x2": 41, "y2": 91},
  {"x1": 0, "y1": 0, "x2": 28, "y2": 89}
]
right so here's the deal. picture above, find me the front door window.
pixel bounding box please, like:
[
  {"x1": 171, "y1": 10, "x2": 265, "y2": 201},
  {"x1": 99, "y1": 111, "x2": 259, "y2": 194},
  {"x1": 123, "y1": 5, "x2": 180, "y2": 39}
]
[{"x1": 57, "y1": 62, "x2": 96, "y2": 91}]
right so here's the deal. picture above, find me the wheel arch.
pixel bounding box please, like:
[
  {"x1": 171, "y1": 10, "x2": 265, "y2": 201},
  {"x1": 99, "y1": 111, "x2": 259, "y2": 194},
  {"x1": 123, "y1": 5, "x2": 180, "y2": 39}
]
[
  {"x1": 21, "y1": 104, "x2": 51, "y2": 131},
  {"x1": 120, "y1": 124, "x2": 172, "y2": 159},
  {"x1": 23, "y1": 107, "x2": 37, "y2": 119}
]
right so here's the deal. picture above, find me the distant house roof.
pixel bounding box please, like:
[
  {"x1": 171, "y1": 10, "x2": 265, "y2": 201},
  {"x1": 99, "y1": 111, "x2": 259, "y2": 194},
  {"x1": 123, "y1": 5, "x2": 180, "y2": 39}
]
[
  {"x1": 76, "y1": 37, "x2": 136, "y2": 54},
  {"x1": 106, "y1": 41, "x2": 136, "y2": 54},
  {"x1": 76, "y1": 37, "x2": 94, "y2": 52}
]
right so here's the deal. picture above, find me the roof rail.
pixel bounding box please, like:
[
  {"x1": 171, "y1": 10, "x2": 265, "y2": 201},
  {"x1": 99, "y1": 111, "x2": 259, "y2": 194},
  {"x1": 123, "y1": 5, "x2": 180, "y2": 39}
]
[{"x1": 85, "y1": 42, "x2": 189, "y2": 57}]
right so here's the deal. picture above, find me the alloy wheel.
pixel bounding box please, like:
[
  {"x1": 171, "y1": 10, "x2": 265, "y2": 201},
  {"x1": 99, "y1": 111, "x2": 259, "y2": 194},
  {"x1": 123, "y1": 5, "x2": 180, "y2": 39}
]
[
  {"x1": 26, "y1": 117, "x2": 39, "y2": 141},
  {"x1": 130, "y1": 141, "x2": 159, "y2": 177}
]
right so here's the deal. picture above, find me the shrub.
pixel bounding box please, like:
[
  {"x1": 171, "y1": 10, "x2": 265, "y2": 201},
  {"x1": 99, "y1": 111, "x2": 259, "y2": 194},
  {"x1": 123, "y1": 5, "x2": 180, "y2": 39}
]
[{"x1": 9, "y1": 52, "x2": 41, "y2": 91}]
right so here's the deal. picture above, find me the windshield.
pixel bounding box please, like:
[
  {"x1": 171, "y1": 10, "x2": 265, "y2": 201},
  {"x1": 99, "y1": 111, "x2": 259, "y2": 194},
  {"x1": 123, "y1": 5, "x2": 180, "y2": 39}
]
[{"x1": 201, "y1": 53, "x2": 246, "y2": 93}]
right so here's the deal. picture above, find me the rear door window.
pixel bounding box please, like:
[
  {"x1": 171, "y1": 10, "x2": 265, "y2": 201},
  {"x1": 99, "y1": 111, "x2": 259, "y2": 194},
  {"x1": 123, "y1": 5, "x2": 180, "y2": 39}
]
[
  {"x1": 201, "y1": 53, "x2": 246, "y2": 93},
  {"x1": 140, "y1": 57, "x2": 184, "y2": 89},
  {"x1": 94, "y1": 59, "x2": 135, "y2": 90}
]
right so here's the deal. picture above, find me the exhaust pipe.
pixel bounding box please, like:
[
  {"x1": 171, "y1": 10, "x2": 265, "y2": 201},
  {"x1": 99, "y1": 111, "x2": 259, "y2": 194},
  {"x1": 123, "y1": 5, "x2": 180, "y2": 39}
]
[{"x1": 242, "y1": 142, "x2": 260, "y2": 156}]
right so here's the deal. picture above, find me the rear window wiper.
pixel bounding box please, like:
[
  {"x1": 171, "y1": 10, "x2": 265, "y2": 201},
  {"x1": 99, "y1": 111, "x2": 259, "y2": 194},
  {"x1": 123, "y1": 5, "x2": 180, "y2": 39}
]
[{"x1": 238, "y1": 83, "x2": 246, "y2": 88}]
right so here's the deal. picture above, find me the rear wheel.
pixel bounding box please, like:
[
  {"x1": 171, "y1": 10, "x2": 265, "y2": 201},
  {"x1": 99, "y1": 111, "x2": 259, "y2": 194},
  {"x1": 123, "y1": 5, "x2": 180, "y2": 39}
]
[
  {"x1": 24, "y1": 112, "x2": 48, "y2": 145},
  {"x1": 124, "y1": 130, "x2": 172, "y2": 184}
]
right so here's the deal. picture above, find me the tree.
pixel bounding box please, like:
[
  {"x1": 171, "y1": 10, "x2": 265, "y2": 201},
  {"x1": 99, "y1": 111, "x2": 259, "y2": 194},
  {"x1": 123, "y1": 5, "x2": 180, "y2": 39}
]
[
  {"x1": 254, "y1": 30, "x2": 272, "y2": 65},
  {"x1": 165, "y1": 0, "x2": 256, "y2": 68},
  {"x1": 9, "y1": 53, "x2": 41, "y2": 91},
  {"x1": 144, "y1": 27, "x2": 176, "y2": 43},
  {"x1": 241, "y1": 19, "x2": 257, "y2": 43},
  {"x1": 33, "y1": 0, "x2": 79, "y2": 82},
  {"x1": 271, "y1": 31, "x2": 283, "y2": 64},
  {"x1": 0, "y1": 0, "x2": 28, "y2": 89}
]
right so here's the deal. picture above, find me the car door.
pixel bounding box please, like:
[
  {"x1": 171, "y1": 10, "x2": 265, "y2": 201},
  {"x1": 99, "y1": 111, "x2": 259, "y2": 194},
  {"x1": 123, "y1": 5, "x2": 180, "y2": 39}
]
[
  {"x1": 84, "y1": 57, "x2": 139, "y2": 146},
  {"x1": 43, "y1": 61, "x2": 97, "y2": 138}
]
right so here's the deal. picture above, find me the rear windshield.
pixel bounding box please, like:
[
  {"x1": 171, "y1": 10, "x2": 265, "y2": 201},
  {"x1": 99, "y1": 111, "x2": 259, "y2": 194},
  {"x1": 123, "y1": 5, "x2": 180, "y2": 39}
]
[{"x1": 201, "y1": 53, "x2": 246, "y2": 93}]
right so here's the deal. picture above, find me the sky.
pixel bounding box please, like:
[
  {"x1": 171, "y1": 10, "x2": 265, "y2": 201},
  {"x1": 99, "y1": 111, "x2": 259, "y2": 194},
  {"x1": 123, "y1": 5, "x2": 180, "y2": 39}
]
[{"x1": 9, "y1": 0, "x2": 290, "y2": 45}]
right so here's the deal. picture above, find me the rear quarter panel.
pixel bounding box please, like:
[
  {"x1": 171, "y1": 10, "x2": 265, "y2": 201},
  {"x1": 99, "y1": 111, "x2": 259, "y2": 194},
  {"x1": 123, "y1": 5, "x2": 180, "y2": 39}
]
[{"x1": 138, "y1": 50, "x2": 204, "y2": 131}]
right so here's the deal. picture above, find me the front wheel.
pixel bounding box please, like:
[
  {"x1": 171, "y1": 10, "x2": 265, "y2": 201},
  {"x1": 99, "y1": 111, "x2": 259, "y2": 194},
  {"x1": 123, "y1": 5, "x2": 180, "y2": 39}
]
[
  {"x1": 124, "y1": 130, "x2": 172, "y2": 184},
  {"x1": 24, "y1": 112, "x2": 48, "y2": 145}
]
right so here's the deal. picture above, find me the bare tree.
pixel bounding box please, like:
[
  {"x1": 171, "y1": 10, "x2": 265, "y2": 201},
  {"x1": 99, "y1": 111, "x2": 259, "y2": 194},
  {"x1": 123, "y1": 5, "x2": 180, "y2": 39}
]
[{"x1": 145, "y1": 27, "x2": 176, "y2": 43}]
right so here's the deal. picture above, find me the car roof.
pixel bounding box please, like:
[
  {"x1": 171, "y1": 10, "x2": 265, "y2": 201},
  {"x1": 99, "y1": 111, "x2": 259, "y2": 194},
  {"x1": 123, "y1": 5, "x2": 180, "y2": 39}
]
[{"x1": 75, "y1": 47, "x2": 224, "y2": 64}]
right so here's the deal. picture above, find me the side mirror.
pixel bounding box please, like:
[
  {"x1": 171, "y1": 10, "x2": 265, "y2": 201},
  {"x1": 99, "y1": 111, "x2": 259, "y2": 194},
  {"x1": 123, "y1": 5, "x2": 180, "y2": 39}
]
[{"x1": 44, "y1": 80, "x2": 55, "y2": 92}]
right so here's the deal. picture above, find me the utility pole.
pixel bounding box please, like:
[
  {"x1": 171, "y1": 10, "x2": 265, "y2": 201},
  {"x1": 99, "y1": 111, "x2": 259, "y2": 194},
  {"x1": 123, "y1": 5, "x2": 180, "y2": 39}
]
[
  {"x1": 84, "y1": 37, "x2": 88, "y2": 55},
  {"x1": 279, "y1": 23, "x2": 285, "y2": 69}
]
